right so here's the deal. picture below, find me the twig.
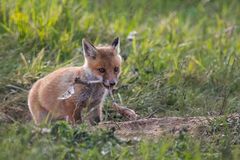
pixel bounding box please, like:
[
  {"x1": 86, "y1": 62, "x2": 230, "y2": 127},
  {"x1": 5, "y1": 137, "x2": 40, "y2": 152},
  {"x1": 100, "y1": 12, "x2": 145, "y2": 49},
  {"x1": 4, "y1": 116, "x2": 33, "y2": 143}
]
[
  {"x1": 112, "y1": 121, "x2": 121, "y2": 129},
  {"x1": 108, "y1": 89, "x2": 116, "y2": 102},
  {"x1": 145, "y1": 106, "x2": 167, "y2": 119},
  {"x1": 0, "y1": 112, "x2": 16, "y2": 123},
  {"x1": 6, "y1": 84, "x2": 28, "y2": 92}
]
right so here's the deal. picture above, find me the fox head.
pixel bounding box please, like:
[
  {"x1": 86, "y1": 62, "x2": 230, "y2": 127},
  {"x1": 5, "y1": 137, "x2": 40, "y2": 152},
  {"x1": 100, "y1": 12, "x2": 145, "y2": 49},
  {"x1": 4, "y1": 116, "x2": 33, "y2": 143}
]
[{"x1": 82, "y1": 37, "x2": 122, "y2": 88}]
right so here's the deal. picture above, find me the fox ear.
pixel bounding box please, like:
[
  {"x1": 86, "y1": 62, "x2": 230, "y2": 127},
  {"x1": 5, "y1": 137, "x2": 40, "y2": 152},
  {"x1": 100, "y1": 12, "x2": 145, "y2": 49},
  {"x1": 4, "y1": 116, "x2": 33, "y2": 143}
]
[
  {"x1": 112, "y1": 37, "x2": 120, "y2": 54},
  {"x1": 82, "y1": 38, "x2": 97, "y2": 59}
]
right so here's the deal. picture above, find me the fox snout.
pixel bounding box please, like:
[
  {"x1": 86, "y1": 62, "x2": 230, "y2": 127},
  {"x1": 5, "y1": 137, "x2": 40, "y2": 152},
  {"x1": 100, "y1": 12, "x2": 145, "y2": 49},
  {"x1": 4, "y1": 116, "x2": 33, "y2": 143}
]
[{"x1": 103, "y1": 79, "x2": 118, "y2": 88}]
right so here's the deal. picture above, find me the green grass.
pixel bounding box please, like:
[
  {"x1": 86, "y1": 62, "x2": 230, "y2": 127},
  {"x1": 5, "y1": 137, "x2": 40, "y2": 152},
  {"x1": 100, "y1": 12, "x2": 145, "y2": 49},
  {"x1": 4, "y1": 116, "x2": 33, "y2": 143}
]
[
  {"x1": 0, "y1": 0, "x2": 240, "y2": 159},
  {"x1": 0, "y1": 117, "x2": 239, "y2": 160}
]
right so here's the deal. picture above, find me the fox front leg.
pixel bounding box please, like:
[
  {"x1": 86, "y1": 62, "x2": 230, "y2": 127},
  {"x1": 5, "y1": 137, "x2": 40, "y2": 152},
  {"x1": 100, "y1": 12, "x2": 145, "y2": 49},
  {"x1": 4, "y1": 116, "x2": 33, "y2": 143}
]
[
  {"x1": 65, "y1": 106, "x2": 83, "y2": 125},
  {"x1": 87, "y1": 104, "x2": 103, "y2": 125}
]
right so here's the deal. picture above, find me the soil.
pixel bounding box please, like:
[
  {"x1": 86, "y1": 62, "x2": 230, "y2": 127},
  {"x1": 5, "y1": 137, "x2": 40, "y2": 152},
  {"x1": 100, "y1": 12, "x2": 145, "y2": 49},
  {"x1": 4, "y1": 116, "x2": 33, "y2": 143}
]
[{"x1": 99, "y1": 114, "x2": 240, "y2": 140}]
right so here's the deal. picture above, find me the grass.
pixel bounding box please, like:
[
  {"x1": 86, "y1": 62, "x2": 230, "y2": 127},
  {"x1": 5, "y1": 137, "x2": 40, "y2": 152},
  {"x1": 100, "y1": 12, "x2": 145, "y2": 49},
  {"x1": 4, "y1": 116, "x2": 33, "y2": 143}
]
[
  {"x1": 1, "y1": 122, "x2": 204, "y2": 160},
  {"x1": 0, "y1": 0, "x2": 239, "y2": 159},
  {"x1": 0, "y1": 117, "x2": 239, "y2": 160}
]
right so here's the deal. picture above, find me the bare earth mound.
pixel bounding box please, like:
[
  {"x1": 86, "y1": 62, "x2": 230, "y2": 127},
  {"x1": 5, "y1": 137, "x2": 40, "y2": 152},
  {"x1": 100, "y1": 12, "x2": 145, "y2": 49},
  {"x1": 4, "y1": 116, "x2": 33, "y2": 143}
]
[{"x1": 99, "y1": 114, "x2": 239, "y2": 140}]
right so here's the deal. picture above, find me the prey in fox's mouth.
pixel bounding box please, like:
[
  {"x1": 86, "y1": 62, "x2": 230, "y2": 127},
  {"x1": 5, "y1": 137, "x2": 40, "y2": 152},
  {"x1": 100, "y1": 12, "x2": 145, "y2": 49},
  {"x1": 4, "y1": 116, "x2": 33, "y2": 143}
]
[{"x1": 74, "y1": 77, "x2": 117, "y2": 89}]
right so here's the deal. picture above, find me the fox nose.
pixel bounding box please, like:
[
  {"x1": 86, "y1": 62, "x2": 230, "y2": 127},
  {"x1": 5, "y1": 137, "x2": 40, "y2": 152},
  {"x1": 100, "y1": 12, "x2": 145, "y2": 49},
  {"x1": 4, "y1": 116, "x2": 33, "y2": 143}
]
[
  {"x1": 109, "y1": 81, "x2": 116, "y2": 86},
  {"x1": 103, "y1": 79, "x2": 117, "y2": 88}
]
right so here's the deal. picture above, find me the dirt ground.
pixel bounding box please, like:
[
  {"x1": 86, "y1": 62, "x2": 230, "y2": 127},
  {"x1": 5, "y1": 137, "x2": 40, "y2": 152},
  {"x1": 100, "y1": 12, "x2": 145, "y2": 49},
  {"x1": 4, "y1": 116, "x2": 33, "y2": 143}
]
[{"x1": 99, "y1": 114, "x2": 240, "y2": 140}]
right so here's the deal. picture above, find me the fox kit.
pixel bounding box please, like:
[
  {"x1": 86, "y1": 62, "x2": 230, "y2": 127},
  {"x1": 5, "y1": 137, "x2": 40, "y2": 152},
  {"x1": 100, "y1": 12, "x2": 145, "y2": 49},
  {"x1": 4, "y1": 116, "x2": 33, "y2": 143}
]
[{"x1": 28, "y1": 37, "x2": 122, "y2": 125}]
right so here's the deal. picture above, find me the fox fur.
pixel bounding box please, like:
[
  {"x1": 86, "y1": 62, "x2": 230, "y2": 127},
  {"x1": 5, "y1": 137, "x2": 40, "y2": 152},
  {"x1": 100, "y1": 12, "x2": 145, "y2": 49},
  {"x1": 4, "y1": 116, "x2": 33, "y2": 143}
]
[{"x1": 28, "y1": 37, "x2": 122, "y2": 125}]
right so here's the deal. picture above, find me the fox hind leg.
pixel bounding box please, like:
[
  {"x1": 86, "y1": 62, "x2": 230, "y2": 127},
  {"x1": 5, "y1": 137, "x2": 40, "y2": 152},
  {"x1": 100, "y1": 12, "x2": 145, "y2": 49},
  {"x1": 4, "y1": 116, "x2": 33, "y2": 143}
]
[
  {"x1": 65, "y1": 106, "x2": 83, "y2": 125},
  {"x1": 28, "y1": 81, "x2": 50, "y2": 125},
  {"x1": 28, "y1": 101, "x2": 50, "y2": 125}
]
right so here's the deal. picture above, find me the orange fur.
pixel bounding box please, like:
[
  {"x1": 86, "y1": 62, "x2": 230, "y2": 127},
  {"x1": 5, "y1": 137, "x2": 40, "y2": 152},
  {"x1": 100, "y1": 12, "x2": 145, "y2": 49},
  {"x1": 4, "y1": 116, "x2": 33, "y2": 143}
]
[{"x1": 28, "y1": 38, "x2": 122, "y2": 125}]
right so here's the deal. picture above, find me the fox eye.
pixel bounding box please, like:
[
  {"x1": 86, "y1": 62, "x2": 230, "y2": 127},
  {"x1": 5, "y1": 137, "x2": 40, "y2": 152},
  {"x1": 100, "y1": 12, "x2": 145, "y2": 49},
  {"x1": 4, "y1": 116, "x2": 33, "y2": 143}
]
[
  {"x1": 114, "y1": 67, "x2": 119, "y2": 73},
  {"x1": 98, "y1": 68, "x2": 105, "y2": 73}
]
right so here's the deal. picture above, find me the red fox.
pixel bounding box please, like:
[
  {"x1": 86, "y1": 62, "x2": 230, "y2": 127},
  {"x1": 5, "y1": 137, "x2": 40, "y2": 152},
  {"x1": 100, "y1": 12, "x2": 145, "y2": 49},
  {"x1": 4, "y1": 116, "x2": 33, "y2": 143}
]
[{"x1": 28, "y1": 37, "x2": 122, "y2": 125}]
